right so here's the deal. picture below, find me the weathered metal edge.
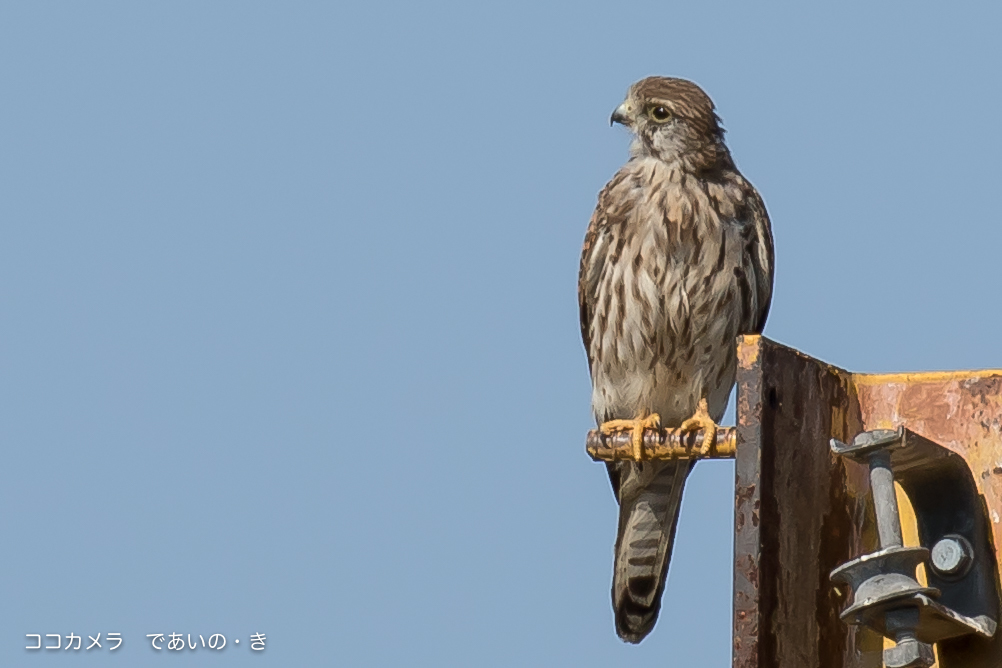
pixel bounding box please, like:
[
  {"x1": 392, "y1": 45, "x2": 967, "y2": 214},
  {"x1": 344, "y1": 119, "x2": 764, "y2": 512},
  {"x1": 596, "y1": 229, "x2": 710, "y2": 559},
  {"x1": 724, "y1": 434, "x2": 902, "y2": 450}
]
[{"x1": 734, "y1": 334, "x2": 767, "y2": 668}]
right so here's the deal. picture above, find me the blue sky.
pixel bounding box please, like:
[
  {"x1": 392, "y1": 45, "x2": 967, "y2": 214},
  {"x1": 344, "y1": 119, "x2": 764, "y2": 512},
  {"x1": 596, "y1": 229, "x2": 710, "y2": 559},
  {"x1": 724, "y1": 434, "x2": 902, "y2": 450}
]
[{"x1": 1, "y1": 2, "x2": 1000, "y2": 665}]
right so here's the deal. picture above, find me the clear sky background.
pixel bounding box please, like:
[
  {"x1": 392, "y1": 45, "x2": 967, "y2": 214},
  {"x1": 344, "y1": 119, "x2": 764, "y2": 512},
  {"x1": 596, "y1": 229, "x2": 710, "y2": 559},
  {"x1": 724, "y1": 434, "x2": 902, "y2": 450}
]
[{"x1": 2, "y1": 2, "x2": 1000, "y2": 666}]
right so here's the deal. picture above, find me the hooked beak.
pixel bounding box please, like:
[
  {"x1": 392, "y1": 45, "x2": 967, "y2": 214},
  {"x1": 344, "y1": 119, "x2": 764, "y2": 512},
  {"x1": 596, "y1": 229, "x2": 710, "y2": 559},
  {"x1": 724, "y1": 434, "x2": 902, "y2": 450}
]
[{"x1": 610, "y1": 102, "x2": 632, "y2": 127}]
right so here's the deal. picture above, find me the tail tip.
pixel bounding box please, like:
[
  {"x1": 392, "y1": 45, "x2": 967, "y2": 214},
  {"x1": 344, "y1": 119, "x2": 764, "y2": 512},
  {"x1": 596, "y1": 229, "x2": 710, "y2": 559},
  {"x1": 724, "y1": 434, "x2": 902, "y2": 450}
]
[{"x1": 614, "y1": 602, "x2": 659, "y2": 644}]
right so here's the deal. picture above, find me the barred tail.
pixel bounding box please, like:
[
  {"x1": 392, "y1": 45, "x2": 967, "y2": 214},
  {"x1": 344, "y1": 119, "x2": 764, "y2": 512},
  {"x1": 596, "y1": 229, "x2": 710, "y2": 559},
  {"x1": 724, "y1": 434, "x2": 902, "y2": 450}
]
[{"x1": 609, "y1": 460, "x2": 691, "y2": 643}]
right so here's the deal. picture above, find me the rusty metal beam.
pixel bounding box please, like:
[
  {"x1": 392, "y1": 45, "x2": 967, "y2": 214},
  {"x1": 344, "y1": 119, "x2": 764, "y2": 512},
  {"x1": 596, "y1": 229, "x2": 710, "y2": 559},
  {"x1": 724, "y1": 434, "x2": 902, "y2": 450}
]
[
  {"x1": 733, "y1": 335, "x2": 879, "y2": 668},
  {"x1": 732, "y1": 335, "x2": 1002, "y2": 668}
]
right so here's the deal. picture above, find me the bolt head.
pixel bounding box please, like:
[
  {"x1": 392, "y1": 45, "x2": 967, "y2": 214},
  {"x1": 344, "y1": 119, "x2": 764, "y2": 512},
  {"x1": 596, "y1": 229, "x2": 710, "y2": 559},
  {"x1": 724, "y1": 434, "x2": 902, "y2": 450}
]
[{"x1": 930, "y1": 535, "x2": 973, "y2": 578}]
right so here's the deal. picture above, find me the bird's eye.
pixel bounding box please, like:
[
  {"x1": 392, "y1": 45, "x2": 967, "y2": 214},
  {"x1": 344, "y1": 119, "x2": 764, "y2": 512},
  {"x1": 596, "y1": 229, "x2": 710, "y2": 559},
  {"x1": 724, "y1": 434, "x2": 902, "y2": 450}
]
[{"x1": 649, "y1": 106, "x2": 671, "y2": 122}]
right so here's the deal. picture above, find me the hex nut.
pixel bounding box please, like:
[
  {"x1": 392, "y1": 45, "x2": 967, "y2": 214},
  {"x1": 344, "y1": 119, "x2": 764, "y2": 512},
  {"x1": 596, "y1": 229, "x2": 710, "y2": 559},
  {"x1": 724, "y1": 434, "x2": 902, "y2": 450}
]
[
  {"x1": 883, "y1": 638, "x2": 935, "y2": 668},
  {"x1": 930, "y1": 535, "x2": 973, "y2": 578}
]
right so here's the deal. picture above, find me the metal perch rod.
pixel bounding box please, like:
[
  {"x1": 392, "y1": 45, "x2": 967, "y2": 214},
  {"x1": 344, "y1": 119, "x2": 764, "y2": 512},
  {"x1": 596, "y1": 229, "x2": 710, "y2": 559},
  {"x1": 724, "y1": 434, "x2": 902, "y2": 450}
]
[{"x1": 586, "y1": 427, "x2": 737, "y2": 462}]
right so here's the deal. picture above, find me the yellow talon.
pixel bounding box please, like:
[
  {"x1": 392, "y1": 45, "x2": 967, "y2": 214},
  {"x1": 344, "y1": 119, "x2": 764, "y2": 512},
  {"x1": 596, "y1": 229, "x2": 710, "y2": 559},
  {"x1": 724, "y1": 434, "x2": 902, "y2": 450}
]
[
  {"x1": 600, "y1": 413, "x2": 661, "y2": 461},
  {"x1": 680, "y1": 398, "x2": 718, "y2": 456}
]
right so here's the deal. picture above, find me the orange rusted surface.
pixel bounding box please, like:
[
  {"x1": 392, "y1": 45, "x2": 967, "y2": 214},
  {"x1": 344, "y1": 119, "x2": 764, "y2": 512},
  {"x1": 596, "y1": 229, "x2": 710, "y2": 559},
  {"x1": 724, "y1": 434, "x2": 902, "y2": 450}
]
[
  {"x1": 857, "y1": 371, "x2": 1002, "y2": 667},
  {"x1": 733, "y1": 337, "x2": 1001, "y2": 668},
  {"x1": 857, "y1": 371, "x2": 1002, "y2": 558}
]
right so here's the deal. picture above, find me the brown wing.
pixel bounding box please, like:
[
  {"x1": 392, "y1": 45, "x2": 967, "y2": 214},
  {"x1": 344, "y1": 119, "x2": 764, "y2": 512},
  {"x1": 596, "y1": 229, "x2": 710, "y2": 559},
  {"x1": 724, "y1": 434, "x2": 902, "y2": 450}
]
[
  {"x1": 739, "y1": 181, "x2": 775, "y2": 335},
  {"x1": 578, "y1": 171, "x2": 629, "y2": 374},
  {"x1": 577, "y1": 209, "x2": 601, "y2": 372}
]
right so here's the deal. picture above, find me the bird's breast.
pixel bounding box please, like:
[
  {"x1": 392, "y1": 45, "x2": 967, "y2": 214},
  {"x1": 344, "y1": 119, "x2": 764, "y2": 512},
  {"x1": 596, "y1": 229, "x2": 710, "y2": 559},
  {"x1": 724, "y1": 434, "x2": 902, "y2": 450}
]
[{"x1": 589, "y1": 164, "x2": 750, "y2": 423}]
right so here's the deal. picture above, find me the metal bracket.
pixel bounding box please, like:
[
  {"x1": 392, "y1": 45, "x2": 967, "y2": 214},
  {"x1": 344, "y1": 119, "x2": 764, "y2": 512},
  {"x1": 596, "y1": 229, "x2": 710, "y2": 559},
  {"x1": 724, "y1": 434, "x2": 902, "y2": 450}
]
[{"x1": 830, "y1": 428, "x2": 998, "y2": 667}]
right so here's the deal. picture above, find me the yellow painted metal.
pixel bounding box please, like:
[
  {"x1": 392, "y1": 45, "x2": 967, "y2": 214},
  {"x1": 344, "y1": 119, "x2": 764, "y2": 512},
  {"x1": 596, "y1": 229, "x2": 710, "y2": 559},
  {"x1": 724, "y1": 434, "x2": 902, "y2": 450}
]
[
  {"x1": 857, "y1": 367, "x2": 1002, "y2": 606},
  {"x1": 888, "y1": 483, "x2": 940, "y2": 667}
]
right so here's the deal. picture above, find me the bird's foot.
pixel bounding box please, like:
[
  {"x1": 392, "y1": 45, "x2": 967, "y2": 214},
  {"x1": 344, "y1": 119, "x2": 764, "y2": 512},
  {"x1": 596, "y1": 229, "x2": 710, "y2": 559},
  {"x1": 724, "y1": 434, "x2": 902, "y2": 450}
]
[
  {"x1": 680, "y1": 398, "x2": 718, "y2": 456},
  {"x1": 600, "y1": 414, "x2": 661, "y2": 461}
]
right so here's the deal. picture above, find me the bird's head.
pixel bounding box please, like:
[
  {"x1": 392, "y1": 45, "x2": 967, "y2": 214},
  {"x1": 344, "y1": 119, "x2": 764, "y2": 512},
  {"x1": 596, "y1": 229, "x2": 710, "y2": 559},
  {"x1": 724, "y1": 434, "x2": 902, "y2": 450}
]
[{"x1": 611, "y1": 76, "x2": 729, "y2": 169}]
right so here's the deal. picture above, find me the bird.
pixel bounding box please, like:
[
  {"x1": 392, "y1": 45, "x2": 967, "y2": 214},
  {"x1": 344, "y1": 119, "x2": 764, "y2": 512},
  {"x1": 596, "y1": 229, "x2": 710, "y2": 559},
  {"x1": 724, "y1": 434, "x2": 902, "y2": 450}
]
[{"x1": 578, "y1": 76, "x2": 774, "y2": 643}]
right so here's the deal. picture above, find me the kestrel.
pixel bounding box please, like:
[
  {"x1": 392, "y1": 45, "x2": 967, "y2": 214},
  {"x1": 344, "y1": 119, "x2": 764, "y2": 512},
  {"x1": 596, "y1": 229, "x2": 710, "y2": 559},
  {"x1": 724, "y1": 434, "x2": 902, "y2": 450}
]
[{"x1": 578, "y1": 77, "x2": 774, "y2": 642}]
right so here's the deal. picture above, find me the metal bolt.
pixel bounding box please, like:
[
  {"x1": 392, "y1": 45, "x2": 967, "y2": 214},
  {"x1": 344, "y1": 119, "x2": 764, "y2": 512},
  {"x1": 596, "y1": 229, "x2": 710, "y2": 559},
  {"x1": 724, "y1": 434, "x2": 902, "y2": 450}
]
[
  {"x1": 930, "y1": 534, "x2": 973, "y2": 578},
  {"x1": 869, "y1": 449, "x2": 904, "y2": 548},
  {"x1": 883, "y1": 604, "x2": 935, "y2": 668},
  {"x1": 883, "y1": 637, "x2": 935, "y2": 668}
]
